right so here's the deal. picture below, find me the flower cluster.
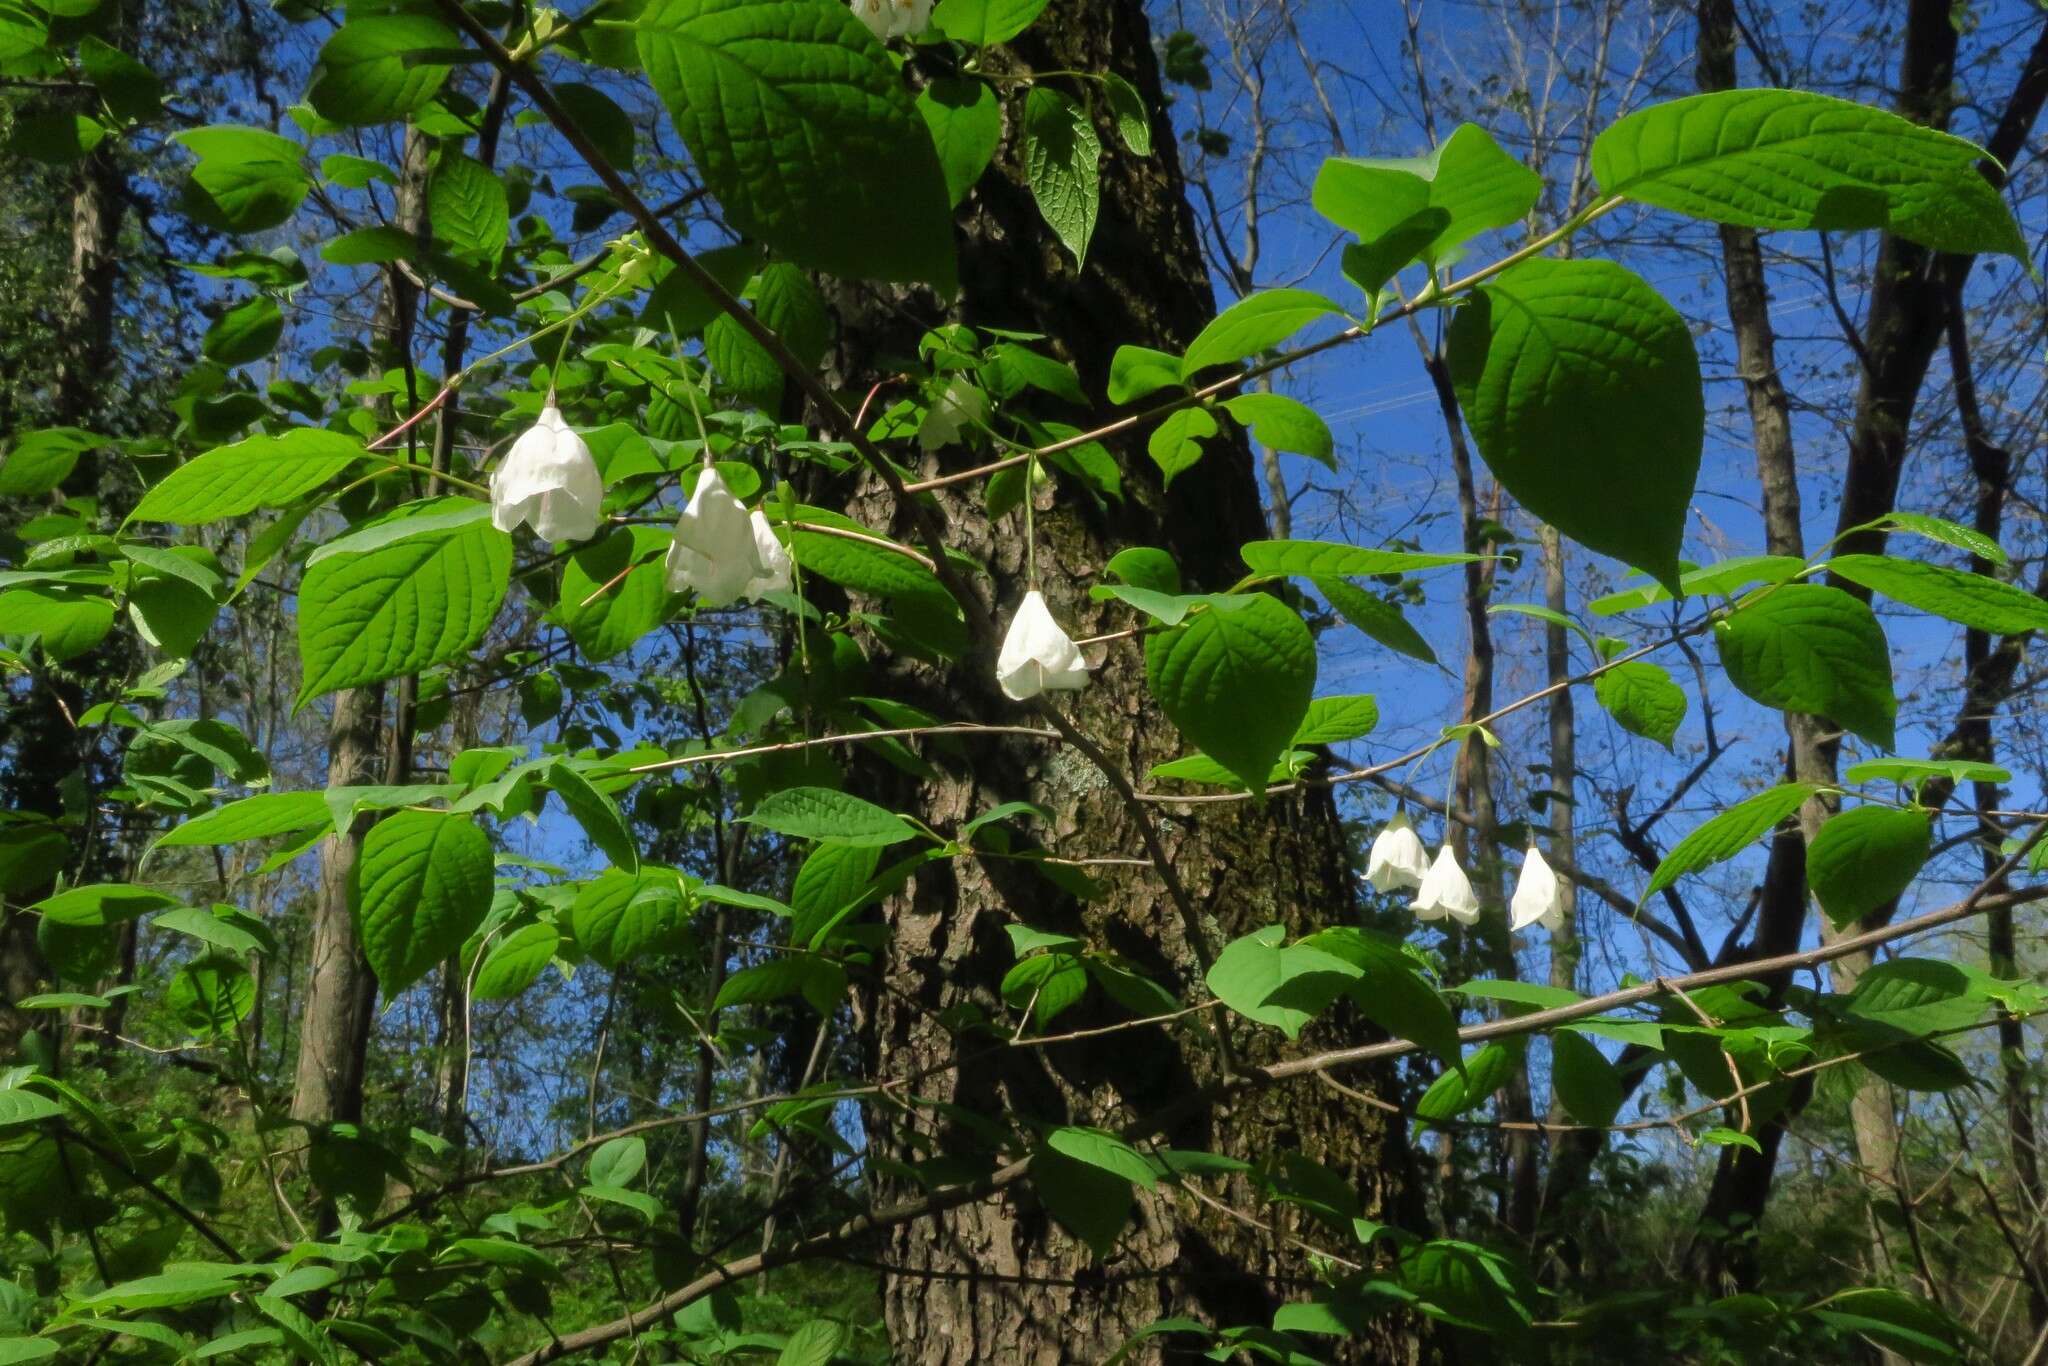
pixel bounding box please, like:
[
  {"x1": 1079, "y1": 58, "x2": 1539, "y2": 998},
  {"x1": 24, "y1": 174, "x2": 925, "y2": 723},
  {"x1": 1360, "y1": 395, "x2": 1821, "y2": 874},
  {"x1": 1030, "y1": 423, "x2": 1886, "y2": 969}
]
[
  {"x1": 1365, "y1": 812, "x2": 1567, "y2": 933},
  {"x1": 848, "y1": 0, "x2": 933, "y2": 41}
]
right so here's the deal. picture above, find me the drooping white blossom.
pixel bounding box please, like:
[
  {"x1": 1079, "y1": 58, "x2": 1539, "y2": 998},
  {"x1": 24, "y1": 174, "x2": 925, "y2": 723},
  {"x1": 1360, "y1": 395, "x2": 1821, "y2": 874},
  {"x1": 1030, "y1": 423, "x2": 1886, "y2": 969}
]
[
  {"x1": 665, "y1": 466, "x2": 773, "y2": 608},
  {"x1": 490, "y1": 406, "x2": 604, "y2": 543},
  {"x1": 744, "y1": 510, "x2": 793, "y2": 600},
  {"x1": 1411, "y1": 844, "x2": 1481, "y2": 926},
  {"x1": 1510, "y1": 845, "x2": 1567, "y2": 933},
  {"x1": 1365, "y1": 810, "x2": 1432, "y2": 893},
  {"x1": 848, "y1": 0, "x2": 932, "y2": 41},
  {"x1": 919, "y1": 378, "x2": 989, "y2": 452},
  {"x1": 996, "y1": 590, "x2": 1089, "y2": 701}
]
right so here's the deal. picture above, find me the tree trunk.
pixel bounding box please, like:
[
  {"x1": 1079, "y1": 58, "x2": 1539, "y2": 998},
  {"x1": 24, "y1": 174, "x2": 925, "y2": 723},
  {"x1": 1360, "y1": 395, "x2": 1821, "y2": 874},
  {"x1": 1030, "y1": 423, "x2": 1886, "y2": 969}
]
[{"x1": 832, "y1": 3, "x2": 1431, "y2": 1359}]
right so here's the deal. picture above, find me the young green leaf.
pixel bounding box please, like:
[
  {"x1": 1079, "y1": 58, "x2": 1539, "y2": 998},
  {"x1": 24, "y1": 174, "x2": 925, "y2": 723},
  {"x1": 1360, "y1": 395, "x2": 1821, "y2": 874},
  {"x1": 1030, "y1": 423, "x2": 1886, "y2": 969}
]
[
  {"x1": 306, "y1": 15, "x2": 458, "y2": 127},
  {"x1": 471, "y1": 922, "x2": 559, "y2": 1001},
  {"x1": 1314, "y1": 123, "x2": 1540, "y2": 267},
  {"x1": 1221, "y1": 392, "x2": 1335, "y2": 470},
  {"x1": 1313, "y1": 575, "x2": 1437, "y2": 664},
  {"x1": 130, "y1": 428, "x2": 365, "y2": 526},
  {"x1": 918, "y1": 77, "x2": 1001, "y2": 207},
  {"x1": 741, "y1": 787, "x2": 918, "y2": 847}
]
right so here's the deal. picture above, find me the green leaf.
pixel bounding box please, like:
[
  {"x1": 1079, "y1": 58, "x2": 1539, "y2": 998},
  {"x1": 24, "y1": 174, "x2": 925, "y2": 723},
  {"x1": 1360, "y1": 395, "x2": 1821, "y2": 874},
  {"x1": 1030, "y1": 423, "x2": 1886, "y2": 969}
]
[
  {"x1": 1022, "y1": 85, "x2": 1100, "y2": 267},
  {"x1": 1550, "y1": 1030, "x2": 1624, "y2": 1128},
  {"x1": 297, "y1": 498, "x2": 513, "y2": 703},
  {"x1": 1446, "y1": 257, "x2": 1702, "y2": 590},
  {"x1": 1811, "y1": 1287, "x2": 1963, "y2": 1362},
  {"x1": 173, "y1": 126, "x2": 312, "y2": 234},
  {"x1": 1828, "y1": 553, "x2": 2048, "y2": 635},
  {"x1": 1293, "y1": 695, "x2": 1379, "y2": 746},
  {"x1": 1314, "y1": 123, "x2": 1540, "y2": 267},
  {"x1": 153, "y1": 790, "x2": 329, "y2": 848},
  {"x1": 742, "y1": 787, "x2": 918, "y2": 847},
  {"x1": 1205, "y1": 925, "x2": 1355, "y2": 1039},
  {"x1": 638, "y1": 0, "x2": 956, "y2": 291},
  {"x1": 429, "y1": 152, "x2": 508, "y2": 268},
  {"x1": 1876, "y1": 511, "x2": 2007, "y2": 567},
  {"x1": 1030, "y1": 1143, "x2": 1131, "y2": 1259},
  {"x1": 1104, "y1": 546, "x2": 1180, "y2": 593},
  {"x1": 1243, "y1": 539, "x2": 1477, "y2": 577},
  {"x1": 1145, "y1": 594, "x2": 1315, "y2": 792},
  {"x1": 1145, "y1": 407, "x2": 1217, "y2": 485},
  {"x1": 78, "y1": 35, "x2": 161, "y2": 123},
  {"x1": 1415, "y1": 1043, "x2": 1518, "y2": 1127},
  {"x1": 1046, "y1": 1127, "x2": 1157, "y2": 1188},
  {"x1": 716, "y1": 958, "x2": 845, "y2": 1015},
  {"x1": 554, "y1": 83, "x2": 636, "y2": 167},
  {"x1": 168, "y1": 957, "x2": 255, "y2": 1035},
  {"x1": 1107, "y1": 345, "x2": 1182, "y2": 404},
  {"x1": 130, "y1": 428, "x2": 365, "y2": 525},
  {"x1": 706, "y1": 263, "x2": 830, "y2": 408},
  {"x1": 355, "y1": 810, "x2": 494, "y2": 996},
  {"x1": 1222, "y1": 392, "x2": 1334, "y2": 470},
  {"x1": 307, "y1": 15, "x2": 459, "y2": 126},
  {"x1": 0, "y1": 1340, "x2": 56, "y2": 1366},
  {"x1": 7, "y1": 111, "x2": 105, "y2": 163},
  {"x1": 1715, "y1": 584, "x2": 1896, "y2": 748},
  {"x1": 0, "y1": 588, "x2": 115, "y2": 662},
  {"x1": 918, "y1": 76, "x2": 1000, "y2": 206},
  {"x1": 202, "y1": 296, "x2": 283, "y2": 367},
  {"x1": 322, "y1": 225, "x2": 416, "y2": 266},
  {"x1": 642, "y1": 244, "x2": 764, "y2": 339},
  {"x1": 1646, "y1": 782, "x2": 1819, "y2": 899},
  {"x1": 777, "y1": 1320, "x2": 848, "y2": 1366},
  {"x1": 1807, "y1": 806, "x2": 1930, "y2": 930},
  {"x1": 1301, "y1": 927, "x2": 1460, "y2": 1069},
  {"x1": 548, "y1": 762, "x2": 639, "y2": 875},
  {"x1": 153, "y1": 904, "x2": 274, "y2": 957},
  {"x1": 0, "y1": 428, "x2": 98, "y2": 495},
  {"x1": 571, "y1": 870, "x2": 687, "y2": 969},
  {"x1": 933, "y1": 0, "x2": 1048, "y2": 44},
  {"x1": 0, "y1": 1091, "x2": 62, "y2": 1132},
  {"x1": 587, "y1": 1134, "x2": 647, "y2": 1188},
  {"x1": 1101, "y1": 71, "x2": 1151, "y2": 155},
  {"x1": 1182, "y1": 289, "x2": 1344, "y2": 379},
  {"x1": 472, "y1": 922, "x2": 559, "y2": 1000},
  {"x1": 555, "y1": 527, "x2": 672, "y2": 662},
  {"x1": 1593, "y1": 661, "x2": 1687, "y2": 748},
  {"x1": 1592, "y1": 88, "x2": 2026, "y2": 258},
  {"x1": 1314, "y1": 575, "x2": 1437, "y2": 664},
  {"x1": 31, "y1": 883, "x2": 180, "y2": 927},
  {"x1": 70, "y1": 1270, "x2": 245, "y2": 1311},
  {"x1": 1844, "y1": 756, "x2": 2010, "y2": 787}
]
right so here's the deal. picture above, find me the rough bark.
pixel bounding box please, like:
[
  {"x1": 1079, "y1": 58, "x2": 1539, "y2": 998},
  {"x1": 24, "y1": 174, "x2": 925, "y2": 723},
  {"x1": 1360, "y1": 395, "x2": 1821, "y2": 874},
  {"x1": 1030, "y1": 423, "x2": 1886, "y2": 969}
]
[{"x1": 828, "y1": 4, "x2": 1431, "y2": 1359}]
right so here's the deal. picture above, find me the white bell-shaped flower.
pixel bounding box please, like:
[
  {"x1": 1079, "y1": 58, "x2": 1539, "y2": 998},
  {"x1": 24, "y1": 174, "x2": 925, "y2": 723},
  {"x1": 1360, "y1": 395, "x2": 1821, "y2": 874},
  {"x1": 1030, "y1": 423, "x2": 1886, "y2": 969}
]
[
  {"x1": 997, "y1": 590, "x2": 1089, "y2": 701},
  {"x1": 743, "y1": 510, "x2": 793, "y2": 599},
  {"x1": 490, "y1": 405, "x2": 604, "y2": 542},
  {"x1": 665, "y1": 466, "x2": 771, "y2": 608},
  {"x1": 919, "y1": 378, "x2": 989, "y2": 452},
  {"x1": 1365, "y1": 810, "x2": 1432, "y2": 893},
  {"x1": 1510, "y1": 845, "x2": 1567, "y2": 933},
  {"x1": 848, "y1": 0, "x2": 932, "y2": 41},
  {"x1": 1411, "y1": 844, "x2": 1481, "y2": 926}
]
